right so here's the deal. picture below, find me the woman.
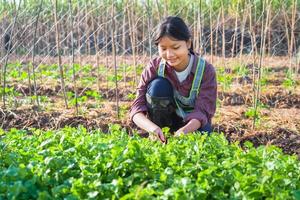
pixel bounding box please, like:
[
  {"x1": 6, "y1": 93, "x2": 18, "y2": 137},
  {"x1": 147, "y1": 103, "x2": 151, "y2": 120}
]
[{"x1": 130, "y1": 16, "x2": 217, "y2": 143}]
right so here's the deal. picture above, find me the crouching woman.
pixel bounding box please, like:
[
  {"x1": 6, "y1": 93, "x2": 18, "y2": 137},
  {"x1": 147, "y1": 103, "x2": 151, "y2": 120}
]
[{"x1": 129, "y1": 16, "x2": 217, "y2": 143}]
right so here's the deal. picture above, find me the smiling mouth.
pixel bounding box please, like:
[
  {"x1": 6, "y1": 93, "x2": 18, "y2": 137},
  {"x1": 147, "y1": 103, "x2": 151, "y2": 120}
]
[{"x1": 168, "y1": 59, "x2": 177, "y2": 63}]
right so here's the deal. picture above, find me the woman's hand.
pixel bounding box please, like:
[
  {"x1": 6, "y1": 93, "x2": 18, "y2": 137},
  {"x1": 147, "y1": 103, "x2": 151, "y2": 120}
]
[
  {"x1": 174, "y1": 119, "x2": 201, "y2": 137},
  {"x1": 152, "y1": 127, "x2": 166, "y2": 143},
  {"x1": 133, "y1": 112, "x2": 166, "y2": 144},
  {"x1": 174, "y1": 127, "x2": 186, "y2": 137}
]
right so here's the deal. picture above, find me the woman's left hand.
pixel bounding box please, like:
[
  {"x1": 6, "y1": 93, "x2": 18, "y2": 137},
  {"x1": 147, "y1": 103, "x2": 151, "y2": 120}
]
[
  {"x1": 174, "y1": 128, "x2": 186, "y2": 137},
  {"x1": 174, "y1": 119, "x2": 201, "y2": 137}
]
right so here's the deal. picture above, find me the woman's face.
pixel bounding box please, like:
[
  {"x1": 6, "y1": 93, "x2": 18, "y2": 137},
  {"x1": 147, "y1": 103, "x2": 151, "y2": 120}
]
[{"x1": 158, "y1": 36, "x2": 191, "y2": 72}]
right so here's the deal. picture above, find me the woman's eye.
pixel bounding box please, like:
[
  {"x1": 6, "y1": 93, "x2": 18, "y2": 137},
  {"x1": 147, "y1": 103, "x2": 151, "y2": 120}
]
[{"x1": 173, "y1": 46, "x2": 180, "y2": 49}]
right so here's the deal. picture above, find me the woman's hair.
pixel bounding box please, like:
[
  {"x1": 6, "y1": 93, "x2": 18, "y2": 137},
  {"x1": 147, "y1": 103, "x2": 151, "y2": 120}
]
[{"x1": 154, "y1": 16, "x2": 194, "y2": 53}]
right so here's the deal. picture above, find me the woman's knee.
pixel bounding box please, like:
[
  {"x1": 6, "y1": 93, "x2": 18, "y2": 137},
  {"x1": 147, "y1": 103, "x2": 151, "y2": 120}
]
[
  {"x1": 198, "y1": 123, "x2": 212, "y2": 134},
  {"x1": 146, "y1": 77, "x2": 175, "y2": 112},
  {"x1": 146, "y1": 77, "x2": 175, "y2": 127},
  {"x1": 147, "y1": 77, "x2": 173, "y2": 98}
]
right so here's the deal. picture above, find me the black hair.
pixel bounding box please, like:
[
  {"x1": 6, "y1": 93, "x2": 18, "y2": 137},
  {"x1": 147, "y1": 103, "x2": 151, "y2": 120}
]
[{"x1": 154, "y1": 16, "x2": 194, "y2": 53}]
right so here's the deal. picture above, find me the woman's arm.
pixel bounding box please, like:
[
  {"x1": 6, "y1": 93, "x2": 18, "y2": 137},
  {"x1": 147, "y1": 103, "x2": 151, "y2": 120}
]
[
  {"x1": 133, "y1": 112, "x2": 166, "y2": 143},
  {"x1": 176, "y1": 61, "x2": 217, "y2": 136},
  {"x1": 129, "y1": 58, "x2": 160, "y2": 121},
  {"x1": 184, "y1": 61, "x2": 217, "y2": 130}
]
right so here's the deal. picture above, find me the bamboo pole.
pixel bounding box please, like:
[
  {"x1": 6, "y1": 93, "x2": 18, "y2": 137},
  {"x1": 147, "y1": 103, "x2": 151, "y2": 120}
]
[
  {"x1": 31, "y1": 0, "x2": 43, "y2": 108},
  {"x1": 122, "y1": 7, "x2": 127, "y2": 88},
  {"x1": 215, "y1": 9, "x2": 220, "y2": 57},
  {"x1": 76, "y1": 1, "x2": 82, "y2": 64},
  {"x1": 163, "y1": 0, "x2": 168, "y2": 18},
  {"x1": 253, "y1": 0, "x2": 266, "y2": 129},
  {"x1": 209, "y1": 0, "x2": 213, "y2": 63},
  {"x1": 127, "y1": 1, "x2": 137, "y2": 86},
  {"x1": 221, "y1": 0, "x2": 225, "y2": 60},
  {"x1": 96, "y1": 4, "x2": 102, "y2": 93},
  {"x1": 155, "y1": 0, "x2": 162, "y2": 21},
  {"x1": 231, "y1": 3, "x2": 238, "y2": 57},
  {"x1": 68, "y1": 0, "x2": 78, "y2": 115},
  {"x1": 199, "y1": 0, "x2": 203, "y2": 55},
  {"x1": 250, "y1": 0, "x2": 258, "y2": 125},
  {"x1": 267, "y1": 4, "x2": 272, "y2": 56},
  {"x1": 290, "y1": 0, "x2": 296, "y2": 75},
  {"x1": 146, "y1": 0, "x2": 152, "y2": 58},
  {"x1": 261, "y1": 0, "x2": 270, "y2": 59},
  {"x1": 111, "y1": 1, "x2": 119, "y2": 118},
  {"x1": 193, "y1": 3, "x2": 197, "y2": 53},
  {"x1": 53, "y1": 0, "x2": 68, "y2": 109},
  {"x1": 239, "y1": 5, "x2": 247, "y2": 59},
  {"x1": 105, "y1": 5, "x2": 109, "y2": 94},
  {"x1": 196, "y1": 1, "x2": 201, "y2": 54}
]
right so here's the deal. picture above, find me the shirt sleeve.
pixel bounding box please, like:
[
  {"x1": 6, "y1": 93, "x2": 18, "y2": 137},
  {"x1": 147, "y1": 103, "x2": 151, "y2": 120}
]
[
  {"x1": 185, "y1": 62, "x2": 217, "y2": 126},
  {"x1": 129, "y1": 59, "x2": 159, "y2": 121}
]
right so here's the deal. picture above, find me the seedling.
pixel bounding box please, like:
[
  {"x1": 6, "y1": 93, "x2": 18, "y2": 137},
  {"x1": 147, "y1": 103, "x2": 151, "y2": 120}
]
[{"x1": 282, "y1": 69, "x2": 297, "y2": 89}]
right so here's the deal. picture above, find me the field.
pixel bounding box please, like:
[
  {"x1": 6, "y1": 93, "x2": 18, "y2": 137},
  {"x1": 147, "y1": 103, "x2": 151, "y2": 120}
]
[
  {"x1": 1, "y1": 55, "x2": 299, "y2": 157},
  {"x1": 1, "y1": 0, "x2": 300, "y2": 199}
]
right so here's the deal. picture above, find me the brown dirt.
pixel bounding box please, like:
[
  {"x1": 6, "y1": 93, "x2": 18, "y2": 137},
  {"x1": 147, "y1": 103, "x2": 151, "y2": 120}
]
[
  {"x1": 11, "y1": 83, "x2": 135, "y2": 101},
  {"x1": 232, "y1": 76, "x2": 285, "y2": 86},
  {"x1": 219, "y1": 90, "x2": 300, "y2": 108},
  {"x1": 214, "y1": 123, "x2": 300, "y2": 159},
  {"x1": 0, "y1": 105, "x2": 128, "y2": 133}
]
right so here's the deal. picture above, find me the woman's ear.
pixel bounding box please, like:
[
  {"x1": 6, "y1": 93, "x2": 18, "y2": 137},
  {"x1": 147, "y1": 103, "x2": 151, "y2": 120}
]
[{"x1": 187, "y1": 39, "x2": 192, "y2": 50}]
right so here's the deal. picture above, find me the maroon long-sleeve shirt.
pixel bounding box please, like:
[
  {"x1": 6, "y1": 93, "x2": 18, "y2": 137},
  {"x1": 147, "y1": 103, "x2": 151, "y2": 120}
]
[{"x1": 130, "y1": 54, "x2": 217, "y2": 127}]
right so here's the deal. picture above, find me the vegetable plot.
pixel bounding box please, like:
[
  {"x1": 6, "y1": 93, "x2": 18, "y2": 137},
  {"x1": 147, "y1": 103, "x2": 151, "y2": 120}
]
[{"x1": 0, "y1": 126, "x2": 300, "y2": 199}]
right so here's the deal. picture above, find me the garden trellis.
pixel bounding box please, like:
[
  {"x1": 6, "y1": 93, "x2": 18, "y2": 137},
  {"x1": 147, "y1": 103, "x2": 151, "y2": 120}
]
[{"x1": 0, "y1": 0, "x2": 299, "y2": 124}]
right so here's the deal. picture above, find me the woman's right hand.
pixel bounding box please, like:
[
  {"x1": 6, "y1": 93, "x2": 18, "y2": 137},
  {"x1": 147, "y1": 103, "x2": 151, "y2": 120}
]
[
  {"x1": 133, "y1": 112, "x2": 166, "y2": 144},
  {"x1": 152, "y1": 127, "x2": 166, "y2": 144}
]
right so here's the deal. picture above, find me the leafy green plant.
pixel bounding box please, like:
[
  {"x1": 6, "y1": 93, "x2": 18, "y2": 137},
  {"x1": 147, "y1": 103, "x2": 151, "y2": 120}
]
[
  {"x1": 282, "y1": 69, "x2": 297, "y2": 89},
  {"x1": 119, "y1": 104, "x2": 129, "y2": 118},
  {"x1": 0, "y1": 87, "x2": 18, "y2": 97},
  {"x1": 233, "y1": 64, "x2": 249, "y2": 77},
  {"x1": 107, "y1": 74, "x2": 122, "y2": 82},
  {"x1": 85, "y1": 90, "x2": 103, "y2": 101},
  {"x1": 244, "y1": 103, "x2": 267, "y2": 126},
  {"x1": 162, "y1": 127, "x2": 172, "y2": 138},
  {"x1": 82, "y1": 64, "x2": 93, "y2": 74},
  {"x1": 126, "y1": 92, "x2": 136, "y2": 101},
  {"x1": 245, "y1": 107, "x2": 260, "y2": 119},
  {"x1": 218, "y1": 74, "x2": 233, "y2": 91},
  {"x1": 29, "y1": 95, "x2": 51, "y2": 105},
  {"x1": 259, "y1": 77, "x2": 269, "y2": 86},
  {"x1": 258, "y1": 67, "x2": 274, "y2": 87},
  {"x1": 67, "y1": 91, "x2": 87, "y2": 106},
  {"x1": 0, "y1": 127, "x2": 299, "y2": 199}
]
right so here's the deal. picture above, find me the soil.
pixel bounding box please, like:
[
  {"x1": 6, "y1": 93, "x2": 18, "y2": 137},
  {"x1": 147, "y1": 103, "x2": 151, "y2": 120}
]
[
  {"x1": 0, "y1": 105, "x2": 123, "y2": 133},
  {"x1": 11, "y1": 84, "x2": 134, "y2": 101},
  {"x1": 219, "y1": 90, "x2": 300, "y2": 108},
  {"x1": 215, "y1": 122, "x2": 300, "y2": 159}
]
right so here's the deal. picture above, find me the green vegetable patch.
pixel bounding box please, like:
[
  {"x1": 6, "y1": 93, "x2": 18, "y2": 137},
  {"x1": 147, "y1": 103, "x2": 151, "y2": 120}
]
[{"x1": 0, "y1": 126, "x2": 299, "y2": 199}]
